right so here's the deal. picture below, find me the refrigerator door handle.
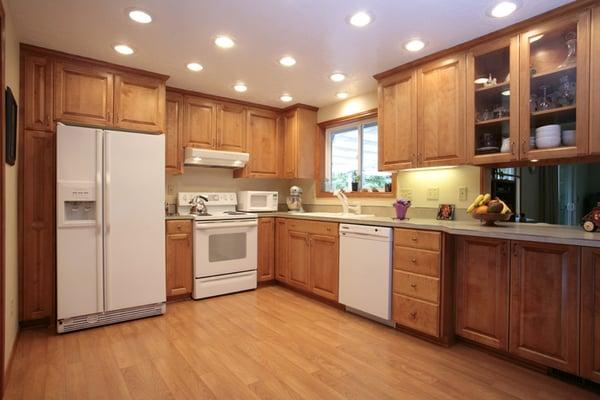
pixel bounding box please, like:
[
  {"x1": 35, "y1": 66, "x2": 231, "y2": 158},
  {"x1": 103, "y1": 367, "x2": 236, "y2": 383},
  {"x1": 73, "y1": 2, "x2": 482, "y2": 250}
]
[
  {"x1": 103, "y1": 131, "x2": 111, "y2": 310},
  {"x1": 96, "y1": 130, "x2": 104, "y2": 312}
]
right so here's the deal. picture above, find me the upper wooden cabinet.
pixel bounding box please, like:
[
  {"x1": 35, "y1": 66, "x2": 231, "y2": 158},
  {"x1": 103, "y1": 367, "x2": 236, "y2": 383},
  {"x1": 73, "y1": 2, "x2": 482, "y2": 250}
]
[
  {"x1": 378, "y1": 70, "x2": 418, "y2": 170},
  {"x1": 184, "y1": 95, "x2": 217, "y2": 149},
  {"x1": 236, "y1": 109, "x2": 280, "y2": 178},
  {"x1": 114, "y1": 73, "x2": 165, "y2": 133},
  {"x1": 257, "y1": 218, "x2": 275, "y2": 282},
  {"x1": 581, "y1": 246, "x2": 600, "y2": 384},
  {"x1": 282, "y1": 107, "x2": 317, "y2": 178},
  {"x1": 217, "y1": 103, "x2": 246, "y2": 152},
  {"x1": 54, "y1": 61, "x2": 114, "y2": 127},
  {"x1": 165, "y1": 92, "x2": 184, "y2": 174},
  {"x1": 467, "y1": 36, "x2": 520, "y2": 165},
  {"x1": 23, "y1": 54, "x2": 53, "y2": 131},
  {"x1": 590, "y1": 6, "x2": 600, "y2": 155},
  {"x1": 509, "y1": 241, "x2": 580, "y2": 374},
  {"x1": 417, "y1": 54, "x2": 467, "y2": 167}
]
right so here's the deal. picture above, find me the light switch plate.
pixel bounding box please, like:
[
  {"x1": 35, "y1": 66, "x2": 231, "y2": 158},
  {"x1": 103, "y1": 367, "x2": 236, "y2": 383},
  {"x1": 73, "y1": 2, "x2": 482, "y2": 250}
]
[
  {"x1": 427, "y1": 187, "x2": 439, "y2": 201},
  {"x1": 398, "y1": 188, "x2": 413, "y2": 201},
  {"x1": 458, "y1": 187, "x2": 468, "y2": 201}
]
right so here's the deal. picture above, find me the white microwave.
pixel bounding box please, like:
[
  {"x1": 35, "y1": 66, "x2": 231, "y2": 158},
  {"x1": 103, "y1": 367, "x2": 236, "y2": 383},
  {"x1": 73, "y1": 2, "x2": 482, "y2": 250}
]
[{"x1": 237, "y1": 191, "x2": 278, "y2": 212}]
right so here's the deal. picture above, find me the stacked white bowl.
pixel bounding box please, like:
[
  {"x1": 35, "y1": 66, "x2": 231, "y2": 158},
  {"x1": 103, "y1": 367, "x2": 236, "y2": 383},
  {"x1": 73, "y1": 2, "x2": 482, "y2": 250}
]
[
  {"x1": 562, "y1": 130, "x2": 576, "y2": 146},
  {"x1": 535, "y1": 124, "x2": 561, "y2": 149}
]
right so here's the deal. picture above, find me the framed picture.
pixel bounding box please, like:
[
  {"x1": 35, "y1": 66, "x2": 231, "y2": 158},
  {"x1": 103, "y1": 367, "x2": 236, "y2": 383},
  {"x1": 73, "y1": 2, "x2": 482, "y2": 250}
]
[
  {"x1": 436, "y1": 204, "x2": 455, "y2": 220},
  {"x1": 5, "y1": 87, "x2": 17, "y2": 166}
]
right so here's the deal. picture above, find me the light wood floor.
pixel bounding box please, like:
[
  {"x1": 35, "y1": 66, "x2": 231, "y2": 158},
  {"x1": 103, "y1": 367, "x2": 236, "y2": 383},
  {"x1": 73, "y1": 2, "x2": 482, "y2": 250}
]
[{"x1": 4, "y1": 286, "x2": 599, "y2": 400}]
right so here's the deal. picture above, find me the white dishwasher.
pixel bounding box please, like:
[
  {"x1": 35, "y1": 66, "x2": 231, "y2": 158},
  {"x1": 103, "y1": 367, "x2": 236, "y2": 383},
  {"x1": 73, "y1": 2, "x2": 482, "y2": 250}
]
[{"x1": 339, "y1": 223, "x2": 393, "y2": 322}]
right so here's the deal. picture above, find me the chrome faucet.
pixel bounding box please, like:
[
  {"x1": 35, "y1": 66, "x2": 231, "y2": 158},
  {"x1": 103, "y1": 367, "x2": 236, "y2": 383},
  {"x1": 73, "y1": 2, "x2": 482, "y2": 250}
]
[
  {"x1": 333, "y1": 189, "x2": 361, "y2": 215},
  {"x1": 189, "y1": 195, "x2": 209, "y2": 216}
]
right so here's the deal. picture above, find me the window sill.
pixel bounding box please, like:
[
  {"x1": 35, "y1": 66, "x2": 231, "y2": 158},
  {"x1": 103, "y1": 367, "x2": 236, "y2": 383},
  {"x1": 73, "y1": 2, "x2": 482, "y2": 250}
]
[{"x1": 316, "y1": 190, "x2": 395, "y2": 199}]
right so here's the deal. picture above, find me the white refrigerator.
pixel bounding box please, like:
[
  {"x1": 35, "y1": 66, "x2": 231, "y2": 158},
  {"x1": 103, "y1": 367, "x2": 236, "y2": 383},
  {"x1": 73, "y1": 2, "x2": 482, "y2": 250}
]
[{"x1": 56, "y1": 123, "x2": 166, "y2": 333}]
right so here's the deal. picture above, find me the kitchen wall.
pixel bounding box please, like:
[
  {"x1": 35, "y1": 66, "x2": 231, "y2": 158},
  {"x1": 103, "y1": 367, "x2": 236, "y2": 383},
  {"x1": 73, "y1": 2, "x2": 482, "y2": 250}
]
[
  {"x1": 4, "y1": 0, "x2": 19, "y2": 371},
  {"x1": 317, "y1": 91, "x2": 377, "y2": 123}
]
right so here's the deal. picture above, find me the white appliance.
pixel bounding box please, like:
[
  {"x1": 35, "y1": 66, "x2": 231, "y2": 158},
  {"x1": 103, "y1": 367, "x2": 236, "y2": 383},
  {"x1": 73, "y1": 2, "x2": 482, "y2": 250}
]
[
  {"x1": 56, "y1": 124, "x2": 166, "y2": 333},
  {"x1": 237, "y1": 191, "x2": 279, "y2": 212},
  {"x1": 184, "y1": 147, "x2": 249, "y2": 168},
  {"x1": 339, "y1": 223, "x2": 393, "y2": 323},
  {"x1": 177, "y1": 192, "x2": 258, "y2": 299}
]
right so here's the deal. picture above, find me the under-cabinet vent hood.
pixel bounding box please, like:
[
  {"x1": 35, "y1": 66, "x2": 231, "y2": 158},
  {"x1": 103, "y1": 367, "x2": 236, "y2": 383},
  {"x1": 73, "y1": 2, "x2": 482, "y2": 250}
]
[{"x1": 184, "y1": 147, "x2": 249, "y2": 168}]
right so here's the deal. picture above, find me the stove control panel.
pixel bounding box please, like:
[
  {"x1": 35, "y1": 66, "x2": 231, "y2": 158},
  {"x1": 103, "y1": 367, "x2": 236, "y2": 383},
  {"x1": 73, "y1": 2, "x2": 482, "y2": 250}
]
[{"x1": 178, "y1": 192, "x2": 237, "y2": 206}]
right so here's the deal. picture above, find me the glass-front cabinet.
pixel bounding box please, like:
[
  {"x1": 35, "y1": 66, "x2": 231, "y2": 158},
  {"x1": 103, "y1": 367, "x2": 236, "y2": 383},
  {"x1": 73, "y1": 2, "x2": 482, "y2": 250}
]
[
  {"x1": 519, "y1": 11, "x2": 590, "y2": 161},
  {"x1": 467, "y1": 36, "x2": 519, "y2": 164}
]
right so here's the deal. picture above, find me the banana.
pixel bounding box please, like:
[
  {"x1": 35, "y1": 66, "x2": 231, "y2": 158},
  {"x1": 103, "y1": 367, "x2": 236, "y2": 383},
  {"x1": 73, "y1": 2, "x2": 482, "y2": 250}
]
[
  {"x1": 496, "y1": 197, "x2": 512, "y2": 214},
  {"x1": 479, "y1": 193, "x2": 491, "y2": 206},
  {"x1": 467, "y1": 194, "x2": 484, "y2": 213}
]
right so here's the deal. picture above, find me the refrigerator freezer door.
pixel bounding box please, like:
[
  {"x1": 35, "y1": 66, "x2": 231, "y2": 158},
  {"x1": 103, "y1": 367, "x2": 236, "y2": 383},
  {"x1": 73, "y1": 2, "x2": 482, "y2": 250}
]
[
  {"x1": 104, "y1": 130, "x2": 166, "y2": 311},
  {"x1": 57, "y1": 124, "x2": 104, "y2": 319}
]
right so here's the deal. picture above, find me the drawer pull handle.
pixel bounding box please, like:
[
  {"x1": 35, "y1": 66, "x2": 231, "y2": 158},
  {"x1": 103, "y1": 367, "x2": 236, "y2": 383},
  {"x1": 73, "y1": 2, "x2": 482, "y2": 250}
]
[
  {"x1": 411, "y1": 258, "x2": 417, "y2": 263},
  {"x1": 177, "y1": 225, "x2": 182, "y2": 230},
  {"x1": 411, "y1": 237, "x2": 418, "y2": 242},
  {"x1": 409, "y1": 311, "x2": 417, "y2": 319},
  {"x1": 410, "y1": 283, "x2": 417, "y2": 288}
]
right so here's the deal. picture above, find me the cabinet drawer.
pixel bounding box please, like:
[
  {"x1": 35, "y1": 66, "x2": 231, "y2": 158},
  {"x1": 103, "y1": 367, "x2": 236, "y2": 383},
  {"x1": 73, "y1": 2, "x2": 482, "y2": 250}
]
[
  {"x1": 394, "y1": 228, "x2": 440, "y2": 251},
  {"x1": 286, "y1": 219, "x2": 338, "y2": 236},
  {"x1": 394, "y1": 247, "x2": 440, "y2": 277},
  {"x1": 166, "y1": 220, "x2": 193, "y2": 234},
  {"x1": 393, "y1": 270, "x2": 439, "y2": 303},
  {"x1": 393, "y1": 294, "x2": 439, "y2": 337}
]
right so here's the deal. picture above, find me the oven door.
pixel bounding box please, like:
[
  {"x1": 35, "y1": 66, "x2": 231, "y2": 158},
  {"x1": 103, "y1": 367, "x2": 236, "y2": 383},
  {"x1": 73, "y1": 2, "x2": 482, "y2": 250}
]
[{"x1": 194, "y1": 219, "x2": 258, "y2": 278}]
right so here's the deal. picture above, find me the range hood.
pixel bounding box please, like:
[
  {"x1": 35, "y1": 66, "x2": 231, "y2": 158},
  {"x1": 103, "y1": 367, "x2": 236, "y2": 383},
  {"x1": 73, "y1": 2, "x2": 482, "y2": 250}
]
[{"x1": 184, "y1": 147, "x2": 249, "y2": 168}]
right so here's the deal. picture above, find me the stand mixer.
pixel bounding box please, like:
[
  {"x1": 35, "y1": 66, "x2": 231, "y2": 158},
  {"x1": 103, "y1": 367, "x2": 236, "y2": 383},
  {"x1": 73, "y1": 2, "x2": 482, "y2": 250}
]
[{"x1": 286, "y1": 186, "x2": 304, "y2": 212}]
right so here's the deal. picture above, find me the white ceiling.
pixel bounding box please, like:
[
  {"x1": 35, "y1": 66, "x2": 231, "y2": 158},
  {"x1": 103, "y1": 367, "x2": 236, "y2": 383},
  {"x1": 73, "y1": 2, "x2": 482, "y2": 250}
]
[{"x1": 8, "y1": 0, "x2": 574, "y2": 108}]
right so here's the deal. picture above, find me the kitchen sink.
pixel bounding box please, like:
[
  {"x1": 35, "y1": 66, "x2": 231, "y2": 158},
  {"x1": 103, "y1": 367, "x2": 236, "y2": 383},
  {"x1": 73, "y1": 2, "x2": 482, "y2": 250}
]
[{"x1": 288, "y1": 212, "x2": 375, "y2": 219}]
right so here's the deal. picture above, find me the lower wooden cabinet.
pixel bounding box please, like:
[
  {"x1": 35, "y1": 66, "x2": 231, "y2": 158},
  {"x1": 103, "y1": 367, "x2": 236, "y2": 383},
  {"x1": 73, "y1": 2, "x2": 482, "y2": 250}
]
[
  {"x1": 275, "y1": 218, "x2": 288, "y2": 282},
  {"x1": 287, "y1": 230, "x2": 311, "y2": 290},
  {"x1": 581, "y1": 247, "x2": 600, "y2": 383},
  {"x1": 509, "y1": 241, "x2": 580, "y2": 374},
  {"x1": 309, "y1": 234, "x2": 339, "y2": 301},
  {"x1": 455, "y1": 236, "x2": 510, "y2": 350},
  {"x1": 257, "y1": 218, "x2": 275, "y2": 282},
  {"x1": 165, "y1": 220, "x2": 193, "y2": 299}
]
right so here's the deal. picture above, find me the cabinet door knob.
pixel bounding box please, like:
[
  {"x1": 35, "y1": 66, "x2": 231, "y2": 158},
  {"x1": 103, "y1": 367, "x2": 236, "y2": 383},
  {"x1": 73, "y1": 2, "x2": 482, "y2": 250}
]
[
  {"x1": 411, "y1": 257, "x2": 417, "y2": 263},
  {"x1": 410, "y1": 283, "x2": 417, "y2": 289},
  {"x1": 411, "y1": 237, "x2": 418, "y2": 242},
  {"x1": 409, "y1": 311, "x2": 417, "y2": 319}
]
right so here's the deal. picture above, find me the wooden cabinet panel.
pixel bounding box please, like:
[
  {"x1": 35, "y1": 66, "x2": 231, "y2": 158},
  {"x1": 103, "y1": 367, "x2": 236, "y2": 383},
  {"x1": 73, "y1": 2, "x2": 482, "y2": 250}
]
[
  {"x1": 455, "y1": 236, "x2": 510, "y2": 350},
  {"x1": 242, "y1": 109, "x2": 279, "y2": 177},
  {"x1": 581, "y1": 247, "x2": 600, "y2": 383},
  {"x1": 394, "y1": 228, "x2": 441, "y2": 251},
  {"x1": 591, "y1": 6, "x2": 600, "y2": 154},
  {"x1": 393, "y1": 247, "x2": 441, "y2": 277},
  {"x1": 165, "y1": 92, "x2": 184, "y2": 174},
  {"x1": 509, "y1": 241, "x2": 579, "y2": 373},
  {"x1": 393, "y1": 270, "x2": 439, "y2": 303},
  {"x1": 258, "y1": 218, "x2": 275, "y2": 282},
  {"x1": 23, "y1": 55, "x2": 53, "y2": 131},
  {"x1": 378, "y1": 70, "x2": 417, "y2": 170},
  {"x1": 165, "y1": 221, "x2": 193, "y2": 299},
  {"x1": 281, "y1": 108, "x2": 316, "y2": 179},
  {"x1": 275, "y1": 219, "x2": 288, "y2": 282},
  {"x1": 393, "y1": 294, "x2": 439, "y2": 337},
  {"x1": 287, "y1": 230, "x2": 310, "y2": 290},
  {"x1": 114, "y1": 73, "x2": 165, "y2": 133},
  {"x1": 218, "y1": 103, "x2": 246, "y2": 152},
  {"x1": 417, "y1": 55, "x2": 466, "y2": 167},
  {"x1": 282, "y1": 111, "x2": 297, "y2": 178},
  {"x1": 309, "y1": 234, "x2": 339, "y2": 301},
  {"x1": 21, "y1": 130, "x2": 55, "y2": 321},
  {"x1": 54, "y1": 62, "x2": 114, "y2": 126},
  {"x1": 184, "y1": 96, "x2": 217, "y2": 149}
]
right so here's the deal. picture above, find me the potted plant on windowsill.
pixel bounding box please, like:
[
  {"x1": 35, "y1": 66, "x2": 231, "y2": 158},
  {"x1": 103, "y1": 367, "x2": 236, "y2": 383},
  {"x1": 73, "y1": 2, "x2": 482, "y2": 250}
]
[{"x1": 351, "y1": 171, "x2": 360, "y2": 192}]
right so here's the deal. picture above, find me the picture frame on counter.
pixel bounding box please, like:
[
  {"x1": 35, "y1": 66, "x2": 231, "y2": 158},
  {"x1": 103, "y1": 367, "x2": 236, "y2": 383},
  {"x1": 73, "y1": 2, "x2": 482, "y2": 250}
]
[{"x1": 437, "y1": 204, "x2": 456, "y2": 220}]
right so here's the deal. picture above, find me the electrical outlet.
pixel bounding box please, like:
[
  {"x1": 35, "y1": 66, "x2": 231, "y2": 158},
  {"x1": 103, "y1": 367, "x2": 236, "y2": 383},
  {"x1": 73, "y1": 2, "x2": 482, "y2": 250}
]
[
  {"x1": 398, "y1": 188, "x2": 413, "y2": 201},
  {"x1": 427, "y1": 187, "x2": 439, "y2": 201},
  {"x1": 458, "y1": 187, "x2": 468, "y2": 202},
  {"x1": 167, "y1": 183, "x2": 175, "y2": 195}
]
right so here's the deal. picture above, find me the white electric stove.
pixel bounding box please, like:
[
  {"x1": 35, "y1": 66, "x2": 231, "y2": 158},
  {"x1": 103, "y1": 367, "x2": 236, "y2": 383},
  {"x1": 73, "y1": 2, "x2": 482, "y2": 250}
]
[{"x1": 177, "y1": 192, "x2": 258, "y2": 299}]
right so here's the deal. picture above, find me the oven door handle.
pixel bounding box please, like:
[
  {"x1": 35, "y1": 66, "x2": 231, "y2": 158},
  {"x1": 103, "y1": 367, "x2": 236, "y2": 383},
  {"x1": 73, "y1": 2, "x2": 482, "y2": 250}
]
[{"x1": 195, "y1": 220, "x2": 258, "y2": 230}]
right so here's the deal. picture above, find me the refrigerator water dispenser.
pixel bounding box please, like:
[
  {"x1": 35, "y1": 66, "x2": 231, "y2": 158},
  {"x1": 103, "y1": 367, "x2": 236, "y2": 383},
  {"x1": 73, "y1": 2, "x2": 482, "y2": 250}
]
[{"x1": 57, "y1": 181, "x2": 97, "y2": 227}]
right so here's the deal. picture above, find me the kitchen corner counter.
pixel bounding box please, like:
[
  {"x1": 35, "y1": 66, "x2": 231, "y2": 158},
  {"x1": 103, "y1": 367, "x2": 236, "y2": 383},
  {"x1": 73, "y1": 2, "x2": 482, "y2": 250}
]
[
  {"x1": 259, "y1": 212, "x2": 600, "y2": 248},
  {"x1": 165, "y1": 215, "x2": 196, "y2": 221}
]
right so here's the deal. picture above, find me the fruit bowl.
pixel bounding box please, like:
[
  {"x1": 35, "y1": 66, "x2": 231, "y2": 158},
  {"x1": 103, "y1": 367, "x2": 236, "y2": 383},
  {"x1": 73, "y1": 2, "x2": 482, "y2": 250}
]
[{"x1": 472, "y1": 212, "x2": 513, "y2": 226}]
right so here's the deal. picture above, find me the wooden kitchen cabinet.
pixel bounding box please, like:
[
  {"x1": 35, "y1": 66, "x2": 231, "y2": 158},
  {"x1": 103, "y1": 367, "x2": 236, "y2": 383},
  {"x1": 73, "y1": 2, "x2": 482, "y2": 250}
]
[
  {"x1": 509, "y1": 241, "x2": 580, "y2": 374},
  {"x1": 23, "y1": 54, "x2": 53, "y2": 131},
  {"x1": 236, "y1": 108, "x2": 280, "y2": 178},
  {"x1": 282, "y1": 107, "x2": 317, "y2": 179},
  {"x1": 287, "y1": 230, "x2": 311, "y2": 290},
  {"x1": 114, "y1": 72, "x2": 165, "y2": 133},
  {"x1": 378, "y1": 69, "x2": 418, "y2": 170},
  {"x1": 455, "y1": 236, "x2": 510, "y2": 350},
  {"x1": 165, "y1": 91, "x2": 184, "y2": 174},
  {"x1": 417, "y1": 54, "x2": 467, "y2": 167},
  {"x1": 217, "y1": 103, "x2": 246, "y2": 152},
  {"x1": 581, "y1": 247, "x2": 600, "y2": 384},
  {"x1": 309, "y1": 234, "x2": 339, "y2": 301},
  {"x1": 275, "y1": 218, "x2": 288, "y2": 282},
  {"x1": 591, "y1": 5, "x2": 600, "y2": 155},
  {"x1": 54, "y1": 61, "x2": 114, "y2": 127},
  {"x1": 184, "y1": 95, "x2": 217, "y2": 149},
  {"x1": 20, "y1": 130, "x2": 56, "y2": 322},
  {"x1": 257, "y1": 218, "x2": 275, "y2": 282},
  {"x1": 165, "y1": 220, "x2": 193, "y2": 299}
]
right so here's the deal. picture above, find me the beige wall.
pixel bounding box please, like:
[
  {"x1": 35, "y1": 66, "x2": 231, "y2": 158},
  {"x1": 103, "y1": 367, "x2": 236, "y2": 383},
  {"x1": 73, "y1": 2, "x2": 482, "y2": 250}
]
[
  {"x1": 4, "y1": 0, "x2": 19, "y2": 370},
  {"x1": 317, "y1": 91, "x2": 377, "y2": 123}
]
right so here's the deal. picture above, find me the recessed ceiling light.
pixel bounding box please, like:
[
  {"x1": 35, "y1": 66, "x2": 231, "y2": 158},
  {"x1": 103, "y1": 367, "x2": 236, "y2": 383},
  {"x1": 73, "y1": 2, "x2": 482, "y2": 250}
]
[
  {"x1": 349, "y1": 11, "x2": 372, "y2": 27},
  {"x1": 529, "y1": 34, "x2": 544, "y2": 43},
  {"x1": 128, "y1": 9, "x2": 152, "y2": 24},
  {"x1": 113, "y1": 44, "x2": 134, "y2": 55},
  {"x1": 336, "y1": 91, "x2": 349, "y2": 99},
  {"x1": 404, "y1": 39, "x2": 426, "y2": 52},
  {"x1": 502, "y1": 90, "x2": 510, "y2": 96},
  {"x1": 186, "y1": 62, "x2": 204, "y2": 72},
  {"x1": 233, "y1": 83, "x2": 247, "y2": 92},
  {"x1": 279, "y1": 56, "x2": 296, "y2": 67},
  {"x1": 215, "y1": 35, "x2": 235, "y2": 48},
  {"x1": 489, "y1": 1, "x2": 519, "y2": 18},
  {"x1": 329, "y1": 72, "x2": 346, "y2": 82},
  {"x1": 280, "y1": 94, "x2": 293, "y2": 102}
]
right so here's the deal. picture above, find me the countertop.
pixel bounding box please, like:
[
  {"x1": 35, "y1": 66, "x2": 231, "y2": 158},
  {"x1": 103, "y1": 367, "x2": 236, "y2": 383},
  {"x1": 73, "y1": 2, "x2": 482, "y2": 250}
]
[
  {"x1": 165, "y1": 215, "x2": 196, "y2": 221},
  {"x1": 257, "y1": 212, "x2": 600, "y2": 248}
]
